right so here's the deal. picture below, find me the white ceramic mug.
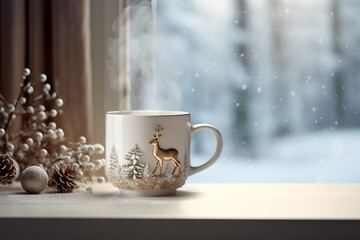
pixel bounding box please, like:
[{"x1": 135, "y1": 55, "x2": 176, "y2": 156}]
[{"x1": 105, "y1": 110, "x2": 223, "y2": 196}]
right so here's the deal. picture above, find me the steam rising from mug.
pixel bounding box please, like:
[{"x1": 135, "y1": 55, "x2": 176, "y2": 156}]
[{"x1": 106, "y1": 0, "x2": 182, "y2": 110}]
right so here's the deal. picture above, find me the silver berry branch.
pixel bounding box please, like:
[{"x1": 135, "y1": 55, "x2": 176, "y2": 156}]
[
  {"x1": 0, "y1": 68, "x2": 105, "y2": 191},
  {"x1": 0, "y1": 68, "x2": 63, "y2": 167}
]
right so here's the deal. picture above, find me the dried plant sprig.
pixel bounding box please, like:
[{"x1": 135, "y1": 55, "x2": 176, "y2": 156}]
[
  {"x1": 47, "y1": 136, "x2": 105, "y2": 192},
  {"x1": 0, "y1": 68, "x2": 61, "y2": 157},
  {"x1": 49, "y1": 136, "x2": 105, "y2": 174},
  {"x1": 0, "y1": 68, "x2": 105, "y2": 192}
]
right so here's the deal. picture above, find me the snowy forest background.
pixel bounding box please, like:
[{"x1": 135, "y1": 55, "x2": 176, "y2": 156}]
[{"x1": 129, "y1": 0, "x2": 360, "y2": 182}]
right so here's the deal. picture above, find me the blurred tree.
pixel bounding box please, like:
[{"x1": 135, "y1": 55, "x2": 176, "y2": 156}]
[
  {"x1": 232, "y1": 0, "x2": 253, "y2": 156},
  {"x1": 331, "y1": 0, "x2": 345, "y2": 127},
  {"x1": 269, "y1": 0, "x2": 292, "y2": 137}
]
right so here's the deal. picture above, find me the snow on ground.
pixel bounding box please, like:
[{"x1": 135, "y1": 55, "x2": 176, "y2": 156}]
[{"x1": 188, "y1": 130, "x2": 360, "y2": 183}]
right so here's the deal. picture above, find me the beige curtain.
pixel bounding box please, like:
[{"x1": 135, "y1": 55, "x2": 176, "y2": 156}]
[{"x1": 0, "y1": 0, "x2": 93, "y2": 141}]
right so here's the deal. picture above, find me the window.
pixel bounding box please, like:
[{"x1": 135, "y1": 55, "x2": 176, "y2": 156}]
[
  {"x1": 127, "y1": 0, "x2": 360, "y2": 182},
  {"x1": 90, "y1": 0, "x2": 130, "y2": 148}
]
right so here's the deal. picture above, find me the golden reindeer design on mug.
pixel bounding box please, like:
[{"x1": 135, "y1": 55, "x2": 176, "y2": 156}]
[{"x1": 149, "y1": 125, "x2": 182, "y2": 176}]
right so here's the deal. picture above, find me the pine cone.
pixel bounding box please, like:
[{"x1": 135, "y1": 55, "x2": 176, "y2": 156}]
[
  {"x1": 0, "y1": 154, "x2": 19, "y2": 184},
  {"x1": 48, "y1": 164, "x2": 81, "y2": 193}
]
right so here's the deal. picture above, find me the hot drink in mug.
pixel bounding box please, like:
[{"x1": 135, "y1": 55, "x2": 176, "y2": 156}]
[{"x1": 106, "y1": 110, "x2": 223, "y2": 196}]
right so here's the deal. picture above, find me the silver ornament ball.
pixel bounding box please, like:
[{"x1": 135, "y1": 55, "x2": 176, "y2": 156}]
[{"x1": 21, "y1": 166, "x2": 48, "y2": 194}]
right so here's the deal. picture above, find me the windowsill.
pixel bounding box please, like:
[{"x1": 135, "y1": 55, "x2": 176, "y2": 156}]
[
  {"x1": 1, "y1": 182, "x2": 360, "y2": 219},
  {"x1": 1, "y1": 182, "x2": 360, "y2": 239}
]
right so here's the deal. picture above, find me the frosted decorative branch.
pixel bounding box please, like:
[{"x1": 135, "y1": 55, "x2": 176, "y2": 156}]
[
  {"x1": 2, "y1": 70, "x2": 32, "y2": 153},
  {"x1": 0, "y1": 68, "x2": 105, "y2": 192}
]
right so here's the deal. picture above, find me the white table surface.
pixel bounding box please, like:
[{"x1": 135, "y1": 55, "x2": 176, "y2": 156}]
[{"x1": 1, "y1": 182, "x2": 360, "y2": 220}]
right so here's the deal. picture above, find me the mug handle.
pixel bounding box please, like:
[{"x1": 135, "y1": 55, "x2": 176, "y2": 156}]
[{"x1": 189, "y1": 124, "x2": 223, "y2": 176}]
